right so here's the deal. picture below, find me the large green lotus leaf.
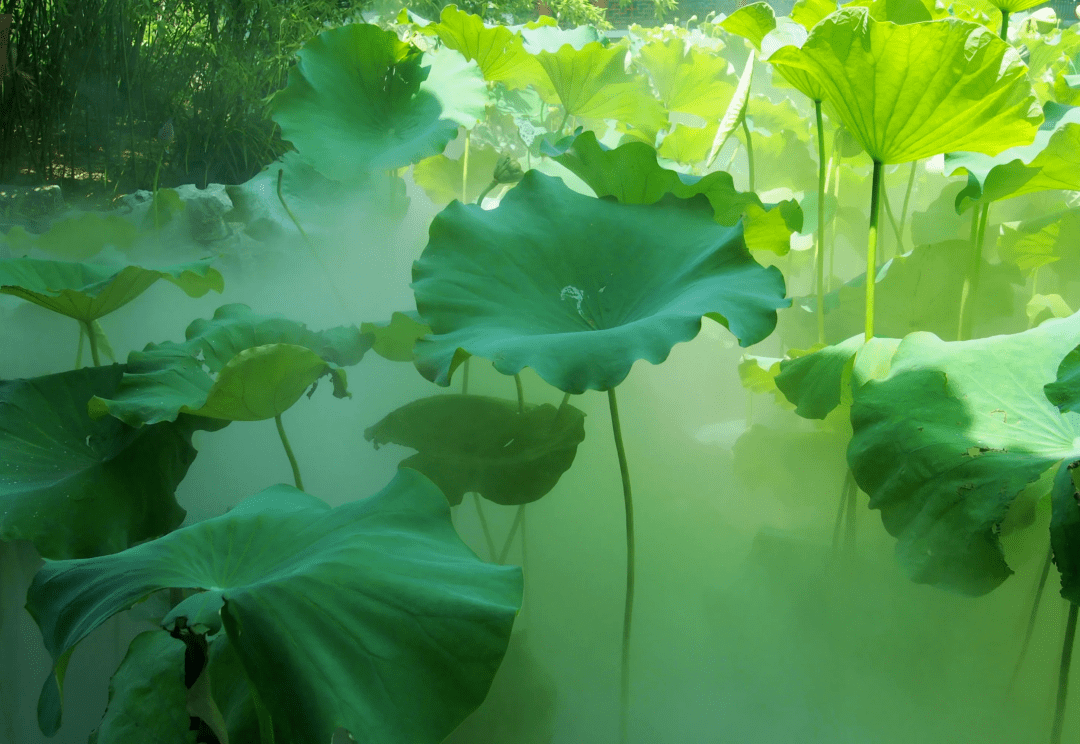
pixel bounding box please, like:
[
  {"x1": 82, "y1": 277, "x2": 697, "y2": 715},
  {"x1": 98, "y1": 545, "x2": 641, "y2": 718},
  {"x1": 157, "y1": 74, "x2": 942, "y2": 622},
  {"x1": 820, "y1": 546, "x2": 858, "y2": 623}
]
[
  {"x1": 945, "y1": 106, "x2": 1080, "y2": 208},
  {"x1": 0, "y1": 258, "x2": 223, "y2": 323},
  {"x1": 791, "y1": 0, "x2": 839, "y2": 29},
  {"x1": 533, "y1": 41, "x2": 668, "y2": 134},
  {"x1": 361, "y1": 311, "x2": 432, "y2": 362},
  {"x1": 720, "y1": 2, "x2": 777, "y2": 49},
  {"x1": 657, "y1": 122, "x2": 720, "y2": 164},
  {"x1": 413, "y1": 144, "x2": 505, "y2": 205},
  {"x1": 419, "y1": 46, "x2": 492, "y2": 129},
  {"x1": 775, "y1": 335, "x2": 865, "y2": 418},
  {"x1": 1050, "y1": 459, "x2": 1080, "y2": 603},
  {"x1": 365, "y1": 394, "x2": 586, "y2": 506},
  {"x1": 433, "y1": 6, "x2": 553, "y2": 96},
  {"x1": 1045, "y1": 343, "x2": 1080, "y2": 415},
  {"x1": 767, "y1": 44, "x2": 827, "y2": 102},
  {"x1": 847, "y1": 314, "x2": 1080, "y2": 595},
  {"x1": 267, "y1": 24, "x2": 458, "y2": 181},
  {"x1": 635, "y1": 37, "x2": 736, "y2": 120},
  {"x1": 843, "y1": 0, "x2": 935, "y2": 23},
  {"x1": 0, "y1": 366, "x2": 223, "y2": 560},
  {"x1": 412, "y1": 170, "x2": 788, "y2": 393},
  {"x1": 89, "y1": 305, "x2": 371, "y2": 426},
  {"x1": 993, "y1": 0, "x2": 1047, "y2": 11},
  {"x1": 769, "y1": 8, "x2": 1041, "y2": 163},
  {"x1": 547, "y1": 130, "x2": 802, "y2": 253},
  {"x1": 27, "y1": 468, "x2": 523, "y2": 741}
]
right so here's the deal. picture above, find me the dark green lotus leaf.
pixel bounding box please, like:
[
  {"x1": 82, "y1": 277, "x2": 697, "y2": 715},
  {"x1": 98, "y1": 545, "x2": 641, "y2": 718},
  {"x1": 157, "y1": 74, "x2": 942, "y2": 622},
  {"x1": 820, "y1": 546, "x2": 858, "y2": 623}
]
[
  {"x1": 847, "y1": 315, "x2": 1080, "y2": 596},
  {"x1": 545, "y1": 130, "x2": 802, "y2": 253},
  {"x1": 721, "y1": 2, "x2": 777, "y2": 50},
  {"x1": 27, "y1": 468, "x2": 523, "y2": 741},
  {"x1": 360, "y1": 311, "x2": 431, "y2": 362},
  {"x1": 945, "y1": 105, "x2": 1080, "y2": 211},
  {"x1": 1046, "y1": 343, "x2": 1080, "y2": 414},
  {"x1": 0, "y1": 366, "x2": 223, "y2": 560},
  {"x1": 1051, "y1": 459, "x2": 1080, "y2": 603},
  {"x1": 365, "y1": 394, "x2": 586, "y2": 506},
  {"x1": 89, "y1": 304, "x2": 371, "y2": 426},
  {"x1": 267, "y1": 24, "x2": 459, "y2": 181},
  {"x1": 775, "y1": 335, "x2": 864, "y2": 419},
  {"x1": 412, "y1": 170, "x2": 788, "y2": 393},
  {"x1": 769, "y1": 8, "x2": 1041, "y2": 164},
  {"x1": 0, "y1": 257, "x2": 223, "y2": 323}
]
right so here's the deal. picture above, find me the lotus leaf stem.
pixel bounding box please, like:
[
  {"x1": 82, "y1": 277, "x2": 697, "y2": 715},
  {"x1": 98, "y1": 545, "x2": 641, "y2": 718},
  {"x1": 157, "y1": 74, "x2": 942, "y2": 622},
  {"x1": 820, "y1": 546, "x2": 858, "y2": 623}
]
[
  {"x1": 498, "y1": 504, "x2": 526, "y2": 564},
  {"x1": 956, "y1": 202, "x2": 991, "y2": 341},
  {"x1": 832, "y1": 470, "x2": 856, "y2": 555},
  {"x1": 881, "y1": 180, "x2": 903, "y2": 257},
  {"x1": 607, "y1": 387, "x2": 636, "y2": 744},
  {"x1": 1007, "y1": 544, "x2": 1053, "y2": 697},
  {"x1": 865, "y1": 160, "x2": 884, "y2": 340},
  {"x1": 82, "y1": 320, "x2": 101, "y2": 367},
  {"x1": 462, "y1": 135, "x2": 470, "y2": 204},
  {"x1": 556, "y1": 107, "x2": 571, "y2": 134},
  {"x1": 276, "y1": 168, "x2": 350, "y2": 312},
  {"x1": 74, "y1": 325, "x2": 85, "y2": 369},
  {"x1": 844, "y1": 474, "x2": 858, "y2": 554},
  {"x1": 462, "y1": 357, "x2": 471, "y2": 394},
  {"x1": 741, "y1": 118, "x2": 756, "y2": 193},
  {"x1": 1000, "y1": 9, "x2": 1010, "y2": 40},
  {"x1": 274, "y1": 413, "x2": 304, "y2": 491},
  {"x1": 899, "y1": 160, "x2": 918, "y2": 247},
  {"x1": 815, "y1": 100, "x2": 827, "y2": 344},
  {"x1": 476, "y1": 180, "x2": 498, "y2": 204},
  {"x1": 1051, "y1": 602, "x2": 1078, "y2": 744},
  {"x1": 248, "y1": 675, "x2": 276, "y2": 744},
  {"x1": 828, "y1": 150, "x2": 841, "y2": 293},
  {"x1": 515, "y1": 373, "x2": 525, "y2": 414},
  {"x1": 473, "y1": 494, "x2": 497, "y2": 561}
]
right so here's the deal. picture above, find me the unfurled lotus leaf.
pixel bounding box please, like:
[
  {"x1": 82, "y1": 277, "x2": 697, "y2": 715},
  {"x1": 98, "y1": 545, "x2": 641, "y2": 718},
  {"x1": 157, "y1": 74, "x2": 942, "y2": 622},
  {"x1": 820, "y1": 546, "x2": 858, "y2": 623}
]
[
  {"x1": 706, "y1": 53, "x2": 755, "y2": 167},
  {"x1": 635, "y1": 37, "x2": 735, "y2": 120},
  {"x1": 533, "y1": 41, "x2": 668, "y2": 135},
  {"x1": 0, "y1": 257, "x2": 222, "y2": 323},
  {"x1": 89, "y1": 304, "x2": 373, "y2": 426},
  {"x1": 847, "y1": 314, "x2": 1080, "y2": 596},
  {"x1": 365, "y1": 394, "x2": 586, "y2": 506},
  {"x1": 27, "y1": 469, "x2": 523, "y2": 741},
  {"x1": 412, "y1": 170, "x2": 788, "y2": 393},
  {"x1": 720, "y1": 2, "x2": 777, "y2": 49},
  {"x1": 361, "y1": 311, "x2": 431, "y2": 362},
  {"x1": 0, "y1": 366, "x2": 225, "y2": 560},
  {"x1": 768, "y1": 8, "x2": 1041, "y2": 163},
  {"x1": 945, "y1": 105, "x2": 1080, "y2": 211},
  {"x1": 267, "y1": 24, "x2": 459, "y2": 181},
  {"x1": 546, "y1": 130, "x2": 802, "y2": 253}
]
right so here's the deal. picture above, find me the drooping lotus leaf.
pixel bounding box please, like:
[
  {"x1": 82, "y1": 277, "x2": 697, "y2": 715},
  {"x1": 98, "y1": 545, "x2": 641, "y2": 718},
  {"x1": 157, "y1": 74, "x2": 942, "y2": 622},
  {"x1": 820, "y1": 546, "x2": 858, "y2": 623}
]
[
  {"x1": 365, "y1": 394, "x2": 586, "y2": 506},
  {"x1": 360, "y1": 311, "x2": 431, "y2": 362},
  {"x1": 945, "y1": 106, "x2": 1080, "y2": 211},
  {"x1": 846, "y1": 314, "x2": 1080, "y2": 595},
  {"x1": 89, "y1": 304, "x2": 372, "y2": 426},
  {"x1": 1051, "y1": 459, "x2": 1080, "y2": 603},
  {"x1": 412, "y1": 170, "x2": 788, "y2": 393},
  {"x1": 267, "y1": 23, "x2": 459, "y2": 181},
  {"x1": 0, "y1": 257, "x2": 223, "y2": 323},
  {"x1": 27, "y1": 468, "x2": 523, "y2": 741},
  {"x1": 546, "y1": 130, "x2": 802, "y2": 253},
  {"x1": 767, "y1": 43, "x2": 827, "y2": 103},
  {"x1": 635, "y1": 36, "x2": 736, "y2": 120},
  {"x1": 1045, "y1": 343, "x2": 1080, "y2": 415},
  {"x1": 720, "y1": 2, "x2": 777, "y2": 49},
  {"x1": 533, "y1": 41, "x2": 668, "y2": 134},
  {"x1": 0, "y1": 366, "x2": 224, "y2": 560},
  {"x1": 767, "y1": 8, "x2": 1042, "y2": 164},
  {"x1": 775, "y1": 335, "x2": 900, "y2": 418},
  {"x1": 433, "y1": 6, "x2": 553, "y2": 96}
]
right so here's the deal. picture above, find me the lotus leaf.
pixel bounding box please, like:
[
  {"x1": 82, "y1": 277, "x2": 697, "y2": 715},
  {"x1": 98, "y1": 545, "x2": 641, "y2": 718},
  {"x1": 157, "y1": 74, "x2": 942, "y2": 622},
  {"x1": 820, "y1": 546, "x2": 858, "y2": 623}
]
[
  {"x1": 361, "y1": 311, "x2": 432, "y2": 362},
  {"x1": 706, "y1": 53, "x2": 755, "y2": 167},
  {"x1": 412, "y1": 170, "x2": 788, "y2": 393},
  {"x1": 517, "y1": 17, "x2": 601, "y2": 53},
  {"x1": 419, "y1": 46, "x2": 492, "y2": 128},
  {"x1": 768, "y1": 8, "x2": 1042, "y2": 163},
  {"x1": 365, "y1": 394, "x2": 586, "y2": 505},
  {"x1": 413, "y1": 144, "x2": 505, "y2": 205},
  {"x1": 843, "y1": 0, "x2": 936, "y2": 24},
  {"x1": 0, "y1": 366, "x2": 223, "y2": 560},
  {"x1": 791, "y1": 0, "x2": 839, "y2": 30},
  {"x1": 267, "y1": 24, "x2": 458, "y2": 181},
  {"x1": 27, "y1": 468, "x2": 523, "y2": 742},
  {"x1": 0, "y1": 257, "x2": 222, "y2": 323},
  {"x1": 720, "y1": 2, "x2": 777, "y2": 49},
  {"x1": 635, "y1": 36, "x2": 736, "y2": 120},
  {"x1": 1050, "y1": 461, "x2": 1080, "y2": 603},
  {"x1": 1, "y1": 212, "x2": 140, "y2": 261},
  {"x1": 1045, "y1": 343, "x2": 1080, "y2": 415},
  {"x1": 847, "y1": 314, "x2": 1080, "y2": 595}
]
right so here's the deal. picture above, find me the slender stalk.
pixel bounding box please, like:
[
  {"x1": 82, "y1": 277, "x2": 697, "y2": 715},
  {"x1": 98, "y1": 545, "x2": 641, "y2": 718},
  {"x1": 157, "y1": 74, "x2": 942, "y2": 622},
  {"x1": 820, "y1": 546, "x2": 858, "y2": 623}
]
[
  {"x1": 473, "y1": 493, "x2": 497, "y2": 561},
  {"x1": 881, "y1": 181, "x2": 902, "y2": 257},
  {"x1": 276, "y1": 168, "x2": 350, "y2": 312},
  {"x1": 462, "y1": 135, "x2": 470, "y2": 204},
  {"x1": 83, "y1": 320, "x2": 101, "y2": 367},
  {"x1": 556, "y1": 106, "x2": 570, "y2": 134},
  {"x1": 1051, "y1": 602, "x2": 1078, "y2": 744},
  {"x1": 828, "y1": 153, "x2": 841, "y2": 292},
  {"x1": 844, "y1": 475, "x2": 858, "y2": 554},
  {"x1": 741, "y1": 118, "x2": 755, "y2": 192},
  {"x1": 274, "y1": 413, "x2": 303, "y2": 490},
  {"x1": 865, "y1": 160, "x2": 884, "y2": 341},
  {"x1": 476, "y1": 180, "x2": 498, "y2": 204},
  {"x1": 498, "y1": 505, "x2": 526, "y2": 564},
  {"x1": 832, "y1": 470, "x2": 856, "y2": 555},
  {"x1": 75, "y1": 324, "x2": 85, "y2": 369},
  {"x1": 1007, "y1": 545, "x2": 1054, "y2": 697},
  {"x1": 1000, "y1": 9, "x2": 1010, "y2": 40},
  {"x1": 152, "y1": 154, "x2": 164, "y2": 229},
  {"x1": 607, "y1": 387, "x2": 636, "y2": 744},
  {"x1": 956, "y1": 202, "x2": 990, "y2": 341},
  {"x1": 898, "y1": 160, "x2": 918, "y2": 247},
  {"x1": 461, "y1": 357, "x2": 470, "y2": 394},
  {"x1": 814, "y1": 100, "x2": 827, "y2": 344},
  {"x1": 515, "y1": 373, "x2": 525, "y2": 414},
  {"x1": 1028, "y1": 267, "x2": 1042, "y2": 329}
]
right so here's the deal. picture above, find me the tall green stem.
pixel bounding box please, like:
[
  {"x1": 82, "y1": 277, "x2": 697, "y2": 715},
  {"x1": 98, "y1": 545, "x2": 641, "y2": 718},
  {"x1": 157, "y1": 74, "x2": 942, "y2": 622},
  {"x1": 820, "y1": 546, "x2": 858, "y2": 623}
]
[
  {"x1": 1007, "y1": 544, "x2": 1053, "y2": 696},
  {"x1": 274, "y1": 413, "x2": 303, "y2": 490},
  {"x1": 75, "y1": 325, "x2": 85, "y2": 369},
  {"x1": 608, "y1": 387, "x2": 635, "y2": 744},
  {"x1": 1000, "y1": 9, "x2": 1010, "y2": 40},
  {"x1": 898, "y1": 160, "x2": 918, "y2": 247},
  {"x1": 957, "y1": 202, "x2": 990, "y2": 341},
  {"x1": 741, "y1": 118, "x2": 755, "y2": 192},
  {"x1": 865, "y1": 160, "x2": 884, "y2": 341},
  {"x1": 473, "y1": 494, "x2": 497, "y2": 561},
  {"x1": 515, "y1": 373, "x2": 525, "y2": 414},
  {"x1": 814, "y1": 100, "x2": 827, "y2": 344},
  {"x1": 1051, "y1": 602, "x2": 1078, "y2": 744},
  {"x1": 462, "y1": 135, "x2": 470, "y2": 204},
  {"x1": 461, "y1": 357, "x2": 471, "y2": 394},
  {"x1": 498, "y1": 505, "x2": 526, "y2": 564},
  {"x1": 82, "y1": 320, "x2": 101, "y2": 367},
  {"x1": 832, "y1": 470, "x2": 856, "y2": 555}
]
